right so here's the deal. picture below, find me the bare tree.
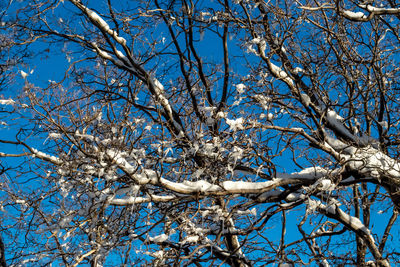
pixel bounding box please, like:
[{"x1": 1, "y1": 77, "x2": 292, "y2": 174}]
[{"x1": 1, "y1": 0, "x2": 400, "y2": 266}]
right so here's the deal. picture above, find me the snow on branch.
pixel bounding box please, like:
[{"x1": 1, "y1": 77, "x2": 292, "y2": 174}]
[
  {"x1": 108, "y1": 162, "x2": 333, "y2": 195},
  {"x1": 341, "y1": 5, "x2": 400, "y2": 21},
  {"x1": 109, "y1": 195, "x2": 176, "y2": 205},
  {"x1": 70, "y1": 0, "x2": 127, "y2": 46},
  {"x1": 68, "y1": 0, "x2": 146, "y2": 77},
  {"x1": 0, "y1": 99, "x2": 15, "y2": 105},
  {"x1": 0, "y1": 141, "x2": 62, "y2": 165},
  {"x1": 312, "y1": 199, "x2": 389, "y2": 266},
  {"x1": 341, "y1": 10, "x2": 368, "y2": 21},
  {"x1": 298, "y1": 4, "x2": 334, "y2": 11},
  {"x1": 70, "y1": 0, "x2": 184, "y2": 136},
  {"x1": 359, "y1": 4, "x2": 400, "y2": 14},
  {"x1": 323, "y1": 108, "x2": 376, "y2": 147},
  {"x1": 267, "y1": 61, "x2": 294, "y2": 86},
  {"x1": 344, "y1": 146, "x2": 400, "y2": 179},
  {"x1": 30, "y1": 148, "x2": 63, "y2": 165},
  {"x1": 103, "y1": 146, "x2": 335, "y2": 196},
  {"x1": 250, "y1": 34, "x2": 295, "y2": 88},
  {"x1": 298, "y1": 3, "x2": 400, "y2": 22},
  {"x1": 157, "y1": 167, "x2": 332, "y2": 195},
  {"x1": 151, "y1": 78, "x2": 174, "y2": 121},
  {"x1": 309, "y1": 200, "x2": 372, "y2": 237},
  {"x1": 322, "y1": 124, "x2": 400, "y2": 180},
  {"x1": 90, "y1": 40, "x2": 137, "y2": 74}
]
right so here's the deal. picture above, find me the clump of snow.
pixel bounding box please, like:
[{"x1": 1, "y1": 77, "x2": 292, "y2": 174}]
[
  {"x1": 226, "y1": 117, "x2": 244, "y2": 131},
  {"x1": 293, "y1": 67, "x2": 304, "y2": 74},
  {"x1": 200, "y1": 106, "x2": 216, "y2": 112},
  {"x1": 250, "y1": 207, "x2": 257, "y2": 216},
  {"x1": 246, "y1": 37, "x2": 266, "y2": 55},
  {"x1": 344, "y1": 146, "x2": 400, "y2": 178},
  {"x1": 31, "y1": 148, "x2": 62, "y2": 164},
  {"x1": 327, "y1": 109, "x2": 344, "y2": 122},
  {"x1": 342, "y1": 10, "x2": 367, "y2": 20},
  {"x1": 251, "y1": 37, "x2": 267, "y2": 53},
  {"x1": 300, "y1": 93, "x2": 311, "y2": 106},
  {"x1": 149, "y1": 233, "x2": 169, "y2": 243},
  {"x1": 216, "y1": 111, "x2": 227, "y2": 119},
  {"x1": 15, "y1": 199, "x2": 26, "y2": 205},
  {"x1": 222, "y1": 180, "x2": 275, "y2": 192},
  {"x1": 319, "y1": 179, "x2": 335, "y2": 191},
  {"x1": 321, "y1": 259, "x2": 330, "y2": 267},
  {"x1": 20, "y1": 70, "x2": 28, "y2": 79},
  {"x1": 235, "y1": 83, "x2": 246, "y2": 94},
  {"x1": 260, "y1": 113, "x2": 274, "y2": 120},
  {"x1": 306, "y1": 198, "x2": 321, "y2": 214},
  {"x1": 269, "y1": 62, "x2": 294, "y2": 85},
  {"x1": 87, "y1": 10, "x2": 110, "y2": 31},
  {"x1": 0, "y1": 99, "x2": 15, "y2": 105},
  {"x1": 236, "y1": 208, "x2": 257, "y2": 216},
  {"x1": 153, "y1": 78, "x2": 164, "y2": 94},
  {"x1": 150, "y1": 250, "x2": 164, "y2": 259},
  {"x1": 279, "y1": 166, "x2": 333, "y2": 180},
  {"x1": 324, "y1": 109, "x2": 364, "y2": 144},
  {"x1": 254, "y1": 94, "x2": 270, "y2": 109},
  {"x1": 286, "y1": 192, "x2": 306, "y2": 202},
  {"x1": 20, "y1": 69, "x2": 33, "y2": 79},
  {"x1": 199, "y1": 11, "x2": 211, "y2": 21},
  {"x1": 85, "y1": 9, "x2": 127, "y2": 45},
  {"x1": 230, "y1": 146, "x2": 244, "y2": 161},
  {"x1": 182, "y1": 235, "x2": 199, "y2": 244},
  {"x1": 48, "y1": 133, "x2": 62, "y2": 139}
]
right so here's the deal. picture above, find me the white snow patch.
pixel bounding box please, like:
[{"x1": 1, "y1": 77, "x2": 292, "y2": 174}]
[
  {"x1": 321, "y1": 259, "x2": 330, "y2": 267},
  {"x1": 286, "y1": 192, "x2": 306, "y2": 202},
  {"x1": 301, "y1": 93, "x2": 311, "y2": 106},
  {"x1": 20, "y1": 70, "x2": 28, "y2": 79},
  {"x1": 0, "y1": 99, "x2": 15, "y2": 105},
  {"x1": 48, "y1": 133, "x2": 61, "y2": 139},
  {"x1": 318, "y1": 179, "x2": 335, "y2": 191},
  {"x1": 230, "y1": 146, "x2": 244, "y2": 161},
  {"x1": 236, "y1": 208, "x2": 257, "y2": 216},
  {"x1": 306, "y1": 198, "x2": 321, "y2": 214},
  {"x1": 235, "y1": 84, "x2": 246, "y2": 94},
  {"x1": 344, "y1": 146, "x2": 400, "y2": 178},
  {"x1": 269, "y1": 62, "x2": 294, "y2": 85},
  {"x1": 254, "y1": 94, "x2": 270, "y2": 109},
  {"x1": 149, "y1": 234, "x2": 169, "y2": 243},
  {"x1": 327, "y1": 109, "x2": 344, "y2": 122},
  {"x1": 226, "y1": 117, "x2": 244, "y2": 131},
  {"x1": 342, "y1": 10, "x2": 367, "y2": 20},
  {"x1": 279, "y1": 166, "x2": 332, "y2": 180},
  {"x1": 293, "y1": 67, "x2": 304, "y2": 74},
  {"x1": 222, "y1": 180, "x2": 275, "y2": 191},
  {"x1": 182, "y1": 235, "x2": 199, "y2": 244}
]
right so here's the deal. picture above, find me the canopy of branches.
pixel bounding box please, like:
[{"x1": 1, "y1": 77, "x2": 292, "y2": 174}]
[{"x1": 1, "y1": 0, "x2": 400, "y2": 266}]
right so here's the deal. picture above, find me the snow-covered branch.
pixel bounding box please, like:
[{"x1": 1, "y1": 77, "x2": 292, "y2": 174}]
[
  {"x1": 341, "y1": 5, "x2": 400, "y2": 21},
  {"x1": 313, "y1": 200, "x2": 389, "y2": 266}
]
